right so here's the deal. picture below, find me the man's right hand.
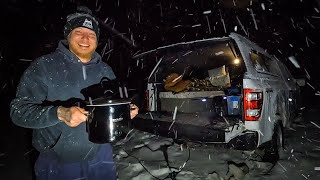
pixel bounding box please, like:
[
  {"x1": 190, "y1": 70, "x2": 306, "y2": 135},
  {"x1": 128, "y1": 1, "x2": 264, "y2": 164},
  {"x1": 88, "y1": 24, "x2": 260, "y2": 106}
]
[{"x1": 57, "y1": 106, "x2": 89, "y2": 127}]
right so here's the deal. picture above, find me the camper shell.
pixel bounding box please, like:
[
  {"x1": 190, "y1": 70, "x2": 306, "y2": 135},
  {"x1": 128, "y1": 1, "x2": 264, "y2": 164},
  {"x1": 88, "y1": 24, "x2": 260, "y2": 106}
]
[{"x1": 133, "y1": 33, "x2": 302, "y2": 151}]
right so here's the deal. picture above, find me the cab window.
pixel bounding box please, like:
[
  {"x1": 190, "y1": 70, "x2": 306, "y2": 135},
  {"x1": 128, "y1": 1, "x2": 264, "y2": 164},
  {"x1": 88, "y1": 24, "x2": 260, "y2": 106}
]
[{"x1": 249, "y1": 50, "x2": 280, "y2": 75}]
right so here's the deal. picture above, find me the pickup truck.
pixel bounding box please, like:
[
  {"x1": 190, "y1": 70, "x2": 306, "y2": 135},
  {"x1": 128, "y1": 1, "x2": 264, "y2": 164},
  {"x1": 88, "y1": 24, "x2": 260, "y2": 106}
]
[{"x1": 132, "y1": 33, "x2": 304, "y2": 160}]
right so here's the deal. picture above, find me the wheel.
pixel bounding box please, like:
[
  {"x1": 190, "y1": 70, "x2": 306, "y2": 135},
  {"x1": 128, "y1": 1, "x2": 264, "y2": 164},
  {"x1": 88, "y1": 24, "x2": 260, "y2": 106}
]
[
  {"x1": 273, "y1": 123, "x2": 285, "y2": 159},
  {"x1": 263, "y1": 122, "x2": 286, "y2": 162}
]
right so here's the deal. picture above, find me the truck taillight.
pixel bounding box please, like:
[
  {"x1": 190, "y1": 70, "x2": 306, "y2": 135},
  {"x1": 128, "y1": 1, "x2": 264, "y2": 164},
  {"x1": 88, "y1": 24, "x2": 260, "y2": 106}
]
[{"x1": 244, "y1": 89, "x2": 263, "y2": 121}]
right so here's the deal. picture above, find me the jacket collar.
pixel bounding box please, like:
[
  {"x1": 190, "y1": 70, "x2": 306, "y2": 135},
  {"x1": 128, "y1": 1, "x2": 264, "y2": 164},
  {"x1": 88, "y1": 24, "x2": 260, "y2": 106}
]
[{"x1": 56, "y1": 40, "x2": 101, "y2": 65}]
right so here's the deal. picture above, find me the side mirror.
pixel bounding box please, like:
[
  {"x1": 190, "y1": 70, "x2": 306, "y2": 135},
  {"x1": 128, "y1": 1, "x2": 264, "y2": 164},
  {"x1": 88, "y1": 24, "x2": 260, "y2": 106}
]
[{"x1": 296, "y1": 78, "x2": 305, "y2": 87}]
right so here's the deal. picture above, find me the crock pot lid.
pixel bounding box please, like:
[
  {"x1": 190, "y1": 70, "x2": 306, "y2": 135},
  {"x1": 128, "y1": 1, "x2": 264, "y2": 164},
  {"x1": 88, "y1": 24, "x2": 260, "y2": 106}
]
[{"x1": 86, "y1": 97, "x2": 131, "y2": 106}]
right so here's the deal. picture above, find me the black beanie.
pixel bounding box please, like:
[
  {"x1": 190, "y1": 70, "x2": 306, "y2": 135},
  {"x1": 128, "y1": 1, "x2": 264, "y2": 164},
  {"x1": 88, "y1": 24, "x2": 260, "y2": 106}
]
[{"x1": 64, "y1": 11, "x2": 100, "y2": 39}]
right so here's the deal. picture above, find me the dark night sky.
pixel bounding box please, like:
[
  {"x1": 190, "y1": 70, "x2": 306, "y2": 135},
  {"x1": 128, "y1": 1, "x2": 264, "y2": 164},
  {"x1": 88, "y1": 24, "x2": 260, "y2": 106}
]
[
  {"x1": 1, "y1": 2, "x2": 320, "y2": 179},
  {"x1": 1, "y1": 0, "x2": 320, "y2": 105}
]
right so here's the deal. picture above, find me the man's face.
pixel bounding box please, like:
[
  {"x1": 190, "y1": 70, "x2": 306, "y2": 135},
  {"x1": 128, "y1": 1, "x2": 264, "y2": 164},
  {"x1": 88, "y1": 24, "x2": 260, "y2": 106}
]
[{"x1": 68, "y1": 27, "x2": 98, "y2": 63}]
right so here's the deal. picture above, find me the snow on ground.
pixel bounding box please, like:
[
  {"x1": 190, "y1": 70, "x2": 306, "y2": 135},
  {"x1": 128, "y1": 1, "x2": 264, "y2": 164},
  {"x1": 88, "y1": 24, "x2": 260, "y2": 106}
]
[{"x1": 113, "y1": 109, "x2": 320, "y2": 180}]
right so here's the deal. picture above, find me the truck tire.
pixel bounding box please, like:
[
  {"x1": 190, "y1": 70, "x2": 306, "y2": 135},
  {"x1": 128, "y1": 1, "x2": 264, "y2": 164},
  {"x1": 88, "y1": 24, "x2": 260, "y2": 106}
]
[
  {"x1": 263, "y1": 122, "x2": 285, "y2": 162},
  {"x1": 274, "y1": 123, "x2": 285, "y2": 159}
]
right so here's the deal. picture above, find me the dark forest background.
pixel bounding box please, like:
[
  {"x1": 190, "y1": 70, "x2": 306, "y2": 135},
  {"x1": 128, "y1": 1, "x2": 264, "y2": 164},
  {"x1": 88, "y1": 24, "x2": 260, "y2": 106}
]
[
  {"x1": 0, "y1": 0, "x2": 320, "y2": 119},
  {"x1": 0, "y1": 1, "x2": 320, "y2": 179}
]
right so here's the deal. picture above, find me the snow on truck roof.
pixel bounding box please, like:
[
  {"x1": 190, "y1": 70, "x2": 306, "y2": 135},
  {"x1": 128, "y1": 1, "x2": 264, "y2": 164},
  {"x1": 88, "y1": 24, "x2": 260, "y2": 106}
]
[
  {"x1": 132, "y1": 32, "x2": 271, "y2": 61},
  {"x1": 132, "y1": 34, "x2": 237, "y2": 59}
]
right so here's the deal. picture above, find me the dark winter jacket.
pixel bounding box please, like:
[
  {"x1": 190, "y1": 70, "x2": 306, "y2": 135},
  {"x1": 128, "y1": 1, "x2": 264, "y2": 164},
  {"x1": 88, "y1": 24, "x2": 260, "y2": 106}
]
[{"x1": 10, "y1": 40, "x2": 116, "y2": 162}]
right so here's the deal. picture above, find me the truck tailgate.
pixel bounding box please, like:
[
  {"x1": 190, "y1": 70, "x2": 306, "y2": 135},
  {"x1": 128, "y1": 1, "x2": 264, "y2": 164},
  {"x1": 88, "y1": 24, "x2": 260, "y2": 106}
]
[{"x1": 131, "y1": 117, "x2": 226, "y2": 143}]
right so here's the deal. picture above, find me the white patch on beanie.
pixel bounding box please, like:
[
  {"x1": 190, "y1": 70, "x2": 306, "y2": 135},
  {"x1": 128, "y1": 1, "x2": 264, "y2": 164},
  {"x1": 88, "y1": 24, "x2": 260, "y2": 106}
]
[{"x1": 82, "y1": 19, "x2": 93, "y2": 30}]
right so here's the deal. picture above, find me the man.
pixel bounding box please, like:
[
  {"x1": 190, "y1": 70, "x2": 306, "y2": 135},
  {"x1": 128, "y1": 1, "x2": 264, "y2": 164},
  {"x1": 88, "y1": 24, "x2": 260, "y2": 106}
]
[{"x1": 10, "y1": 7, "x2": 138, "y2": 180}]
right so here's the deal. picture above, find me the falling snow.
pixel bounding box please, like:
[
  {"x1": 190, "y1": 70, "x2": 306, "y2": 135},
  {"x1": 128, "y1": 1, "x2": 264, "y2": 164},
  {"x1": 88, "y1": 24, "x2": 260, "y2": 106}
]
[{"x1": 1, "y1": 0, "x2": 320, "y2": 179}]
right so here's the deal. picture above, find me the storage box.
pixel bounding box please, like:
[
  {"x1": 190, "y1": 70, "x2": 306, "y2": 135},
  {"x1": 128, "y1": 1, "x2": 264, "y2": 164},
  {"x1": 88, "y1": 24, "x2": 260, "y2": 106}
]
[
  {"x1": 212, "y1": 95, "x2": 241, "y2": 116},
  {"x1": 159, "y1": 91, "x2": 225, "y2": 113},
  {"x1": 226, "y1": 96, "x2": 241, "y2": 115}
]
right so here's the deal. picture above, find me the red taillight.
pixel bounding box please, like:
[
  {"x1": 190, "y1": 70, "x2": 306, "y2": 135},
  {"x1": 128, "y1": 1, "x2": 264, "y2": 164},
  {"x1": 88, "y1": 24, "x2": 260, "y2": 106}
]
[
  {"x1": 145, "y1": 90, "x2": 149, "y2": 111},
  {"x1": 244, "y1": 89, "x2": 263, "y2": 121}
]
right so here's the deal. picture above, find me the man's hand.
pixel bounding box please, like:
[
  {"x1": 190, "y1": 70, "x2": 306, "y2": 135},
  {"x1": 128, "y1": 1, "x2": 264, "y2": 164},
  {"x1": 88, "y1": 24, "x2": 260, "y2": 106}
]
[
  {"x1": 57, "y1": 106, "x2": 88, "y2": 127},
  {"x1": 130, "y1": 104, "x2": 139, "y2": 119}
]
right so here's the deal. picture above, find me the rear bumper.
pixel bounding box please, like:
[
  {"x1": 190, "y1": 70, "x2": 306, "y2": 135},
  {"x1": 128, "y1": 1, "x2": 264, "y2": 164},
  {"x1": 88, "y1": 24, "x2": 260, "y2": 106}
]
[
  {"x1": 227, "y1": 131, "x2": 259, "y2": 150},
  {"x1": 132, "y1": 118, "x2": 259, "y2": 150}
]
